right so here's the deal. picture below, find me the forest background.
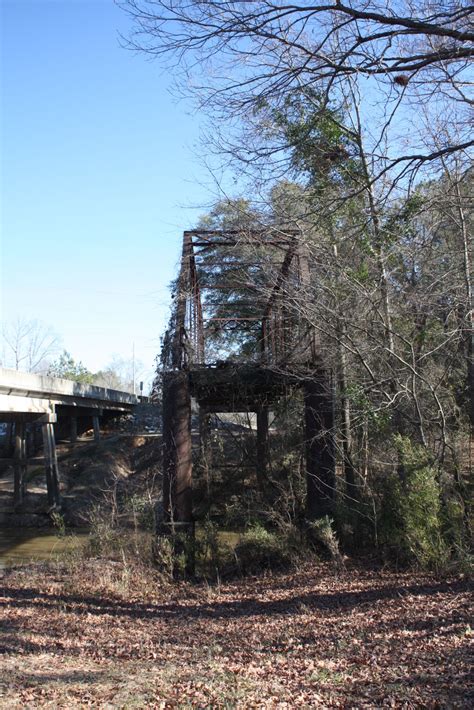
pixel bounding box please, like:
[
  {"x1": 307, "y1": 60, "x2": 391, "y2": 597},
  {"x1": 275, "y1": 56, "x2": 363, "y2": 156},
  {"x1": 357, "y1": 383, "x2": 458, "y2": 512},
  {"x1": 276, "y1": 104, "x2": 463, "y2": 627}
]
[{"x1": 125, "y1": 0, "x2": 473, "y2": 570}]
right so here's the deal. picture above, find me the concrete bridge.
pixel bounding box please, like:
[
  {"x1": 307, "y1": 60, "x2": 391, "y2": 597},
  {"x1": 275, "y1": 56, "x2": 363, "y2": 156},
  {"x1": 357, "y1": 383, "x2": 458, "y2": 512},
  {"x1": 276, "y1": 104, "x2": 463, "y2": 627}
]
[{"x1": 0, "y1": 367, "x2": 140, "y2": 509}]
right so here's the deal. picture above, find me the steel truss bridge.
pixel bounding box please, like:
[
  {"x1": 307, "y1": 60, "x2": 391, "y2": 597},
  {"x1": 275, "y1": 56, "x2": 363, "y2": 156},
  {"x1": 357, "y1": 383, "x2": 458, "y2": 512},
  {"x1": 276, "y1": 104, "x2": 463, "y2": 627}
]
[{"x1": 160, "y1": 229, "x2": 336, "y2": 531}]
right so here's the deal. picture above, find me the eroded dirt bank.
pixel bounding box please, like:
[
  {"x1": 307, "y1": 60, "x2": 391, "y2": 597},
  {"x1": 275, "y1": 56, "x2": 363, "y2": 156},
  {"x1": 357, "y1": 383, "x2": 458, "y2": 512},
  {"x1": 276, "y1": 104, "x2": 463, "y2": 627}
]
[
  {"x1": 0, "y1": 434, "x2": 161, "y2": 529},
  {"x1": 0, "y1": 561, "x2": 472, "y2": 708}
]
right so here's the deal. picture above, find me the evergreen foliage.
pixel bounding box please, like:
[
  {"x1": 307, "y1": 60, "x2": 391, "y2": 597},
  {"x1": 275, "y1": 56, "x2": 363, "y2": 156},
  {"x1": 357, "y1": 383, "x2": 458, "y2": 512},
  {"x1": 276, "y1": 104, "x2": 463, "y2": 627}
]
[{"x1": 47, "y1": 350, "x2": 94, "y2": 384}]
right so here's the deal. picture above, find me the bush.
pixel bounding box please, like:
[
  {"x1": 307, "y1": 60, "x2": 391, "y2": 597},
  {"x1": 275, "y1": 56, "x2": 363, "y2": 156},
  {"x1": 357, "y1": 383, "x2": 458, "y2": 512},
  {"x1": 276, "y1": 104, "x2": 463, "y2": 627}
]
[
  {"x1": 379, "y1": 437, "x2": 449, "y2": 571},
  {"x1": 308, "y1": 516, "x2": 344, "y2": 567},
  {"x1": 125, "y1": 493, "x2": 155, "y2": 530},
  {"x1": 151, "y1": 535, "x2": 175, "y2": 577},
  {"x1": 199, "y1": 519, "x2": 224, "y2": 574},
  {"x1": 234, "y1": 524, "x2": 295, "y2": 574},
  {"x1": 84, "y1": 504, "x2": 155, "y2": 567}
]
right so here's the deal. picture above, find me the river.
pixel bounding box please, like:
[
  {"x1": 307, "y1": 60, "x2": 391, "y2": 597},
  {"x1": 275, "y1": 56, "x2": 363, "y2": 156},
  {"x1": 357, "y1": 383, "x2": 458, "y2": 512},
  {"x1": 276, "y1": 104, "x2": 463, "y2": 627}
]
[
  {"x1": 0, "y1": 528, "x2": 89, "y2": 570},
  {"x1": 0, "y1": 527, "x2": 241, "y2": 570}
]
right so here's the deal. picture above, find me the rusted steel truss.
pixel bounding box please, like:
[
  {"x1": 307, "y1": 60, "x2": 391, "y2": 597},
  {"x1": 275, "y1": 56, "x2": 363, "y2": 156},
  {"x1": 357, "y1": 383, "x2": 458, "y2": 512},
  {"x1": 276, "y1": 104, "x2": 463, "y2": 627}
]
[
  {"x1": 160, "y1": 229, "x2": 335, "y2": 540},
  {"x1": 164, "y1": 228, "x2": 316, "y2": 371}
]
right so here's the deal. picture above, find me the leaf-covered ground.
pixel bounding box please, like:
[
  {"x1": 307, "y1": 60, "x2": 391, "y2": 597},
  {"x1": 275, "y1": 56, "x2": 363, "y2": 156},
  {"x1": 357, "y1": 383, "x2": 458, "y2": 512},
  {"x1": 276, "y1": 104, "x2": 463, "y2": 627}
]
[{"x1": 0, "y1": 561, "x2": 472, "y2": 708}]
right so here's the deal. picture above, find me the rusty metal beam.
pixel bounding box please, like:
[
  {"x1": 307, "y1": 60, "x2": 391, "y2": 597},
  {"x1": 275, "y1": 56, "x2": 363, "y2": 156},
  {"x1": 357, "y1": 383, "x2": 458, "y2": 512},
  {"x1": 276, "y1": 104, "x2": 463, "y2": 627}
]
[
  {"x1": 194, "y1": 260, "x2": 283, "y2": 266},
  {"x1": 185, "y1": 228, "x2": 299, "y2": 237},
  {"x1": 200, "y1": 284, "x2": 260, "y2": 290},
  {"x1": 205, "y1": 317, "x2": 264, "y2": 322},
  {"x1": 171, "y1": 232, "x2": 193, "y2": 369},
  {"x1": 193, "y1": 240, "x2": 291, "y2": 248},
  {"x1": 188, "y1": 244, "x2": 205, "y2": 362},
  {"x1": 263, "y1": 237, "x2": 298, "y2": 318},
  {"x1": 203, "y1": 301, "x2": 266, "y2": 308}
]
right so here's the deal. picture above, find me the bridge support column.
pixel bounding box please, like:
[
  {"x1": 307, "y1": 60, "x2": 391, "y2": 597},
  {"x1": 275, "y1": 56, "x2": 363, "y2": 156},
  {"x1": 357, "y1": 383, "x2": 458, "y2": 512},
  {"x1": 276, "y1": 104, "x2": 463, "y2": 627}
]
[
  {"x1": 70, "y1": 416, "x2": 78, "y2": 445},
  {"x1": 256, "y1": 406, "x2": 270, "y2": 489},
  {"x1": 42, "y1": 422, "x2": 61, "y2": 508},
  {"x1": 162, "y1": 371, "x2": 193, "y2": 526},
  {"x1": 199, "y1": 410, "x2": 212, "y2": 495},
  {"x1": 92, "y1": 415, "x2": 100, "y2": 442},
  {"x1": 5, "y1": 423, "x2": 15, "y2": 457},
  {"x1": 304, "y1": 371, "x2": 336, "y2": 519},
  {"x1": 160, "y1": 370, "x2": 194, "y2": 575},
  {"x1": 13, "y1": 420, "x2": 27, "y2": 507}
]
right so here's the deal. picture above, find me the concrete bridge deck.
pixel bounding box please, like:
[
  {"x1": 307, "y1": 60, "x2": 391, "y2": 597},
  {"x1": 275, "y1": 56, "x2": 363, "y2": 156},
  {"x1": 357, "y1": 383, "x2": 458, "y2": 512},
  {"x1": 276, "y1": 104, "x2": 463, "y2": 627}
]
[
  {"x1": 0, "y1": 367, "x2": 139, "y2": 421},
  {"x1": 0, "y1": 368, "x2": 143, "y2": 511}
]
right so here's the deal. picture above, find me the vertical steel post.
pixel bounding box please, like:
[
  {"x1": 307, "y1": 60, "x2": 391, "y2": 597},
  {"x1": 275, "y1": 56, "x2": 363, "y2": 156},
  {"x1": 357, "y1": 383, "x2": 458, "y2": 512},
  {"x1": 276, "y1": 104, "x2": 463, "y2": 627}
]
[
  {"x1": 199, "y1": 408, "x2": 212, "y2": 496},
  {"x1": 256, "y1": 406, "x2": 270, "y2": 489},
  {"x1": 162, "y1": 370, "x2": 193, "y2": 526},
  {"x1": 172, "y1": 232, "x2": 193, "y2": 369},
  {"x1": 261, "y1": 317, "x2": 269, "y2": 364},
  {"x1": 304, "y1": 370, "x2": 336, "y2": 519}
]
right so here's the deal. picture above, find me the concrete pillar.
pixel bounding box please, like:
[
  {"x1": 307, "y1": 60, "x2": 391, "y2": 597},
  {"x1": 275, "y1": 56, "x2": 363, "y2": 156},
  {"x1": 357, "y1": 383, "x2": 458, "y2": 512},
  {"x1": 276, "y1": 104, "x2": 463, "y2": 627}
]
[
  {"x1": 304, "y1": 372, "x2": 336, "y2": 519},
  {"x1": 92, "y1": 415, "x2": 100, "y2": 443},
  {"x1": 32, "y1": 423, "x2": 43, "y2": 454},
  {"x1": 42, "y1": 422, "x2": 61, "y2": 507},
  {"x1": 5, "y1": 423, "x2": 15, "y2": 457},
  {"x1": 70, "y1": 416, "x2": 78, "y2": 445},
  {"x1": 13, "y1": 420, "x2": 27, "y2": 507},
  {"x1": 256, "y1": 406, "x2": 269, "y2": 489}
]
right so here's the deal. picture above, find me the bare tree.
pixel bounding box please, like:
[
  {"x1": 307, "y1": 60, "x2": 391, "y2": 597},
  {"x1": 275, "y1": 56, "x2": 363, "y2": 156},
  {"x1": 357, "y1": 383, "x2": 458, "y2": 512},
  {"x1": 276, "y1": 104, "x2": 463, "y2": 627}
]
[
  {"x1": 1, "y1": 318, "x2": 61, "y2": 373},
  {"x1": 123, "y1": 1, "x2": 473, "y2": 187},
  {"x1": 94, "y1": 355, "x2": 147, "y2": 393}
]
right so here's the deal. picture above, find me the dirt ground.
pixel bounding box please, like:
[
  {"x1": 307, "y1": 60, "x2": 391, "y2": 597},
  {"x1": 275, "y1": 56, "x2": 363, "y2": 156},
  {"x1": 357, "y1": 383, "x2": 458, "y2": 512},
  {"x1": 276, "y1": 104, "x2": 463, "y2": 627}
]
[{"x1": 0, "y1": 560, "x2": 472, "y2": 708}]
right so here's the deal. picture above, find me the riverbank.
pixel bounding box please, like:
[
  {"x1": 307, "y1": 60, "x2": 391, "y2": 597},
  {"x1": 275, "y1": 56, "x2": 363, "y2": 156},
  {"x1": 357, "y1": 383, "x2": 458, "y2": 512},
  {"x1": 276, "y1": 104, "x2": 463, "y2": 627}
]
[
  {"x1": 0, "y1": 433, "x2": 160, "y2": 529},
  {"x1": 1, "y1": 559, "x2": 471, "y2": 708}
]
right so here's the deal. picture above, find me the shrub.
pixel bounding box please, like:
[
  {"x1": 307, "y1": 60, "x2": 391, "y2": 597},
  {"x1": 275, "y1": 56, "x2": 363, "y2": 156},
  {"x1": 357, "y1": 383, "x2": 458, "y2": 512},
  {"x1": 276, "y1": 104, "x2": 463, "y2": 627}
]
[
  {"x1": 199, "y1": 519, "x2": 222, "y2": 573},
  {"x1": 125, "y1": 493, "x2": 155, "y2": 530},
  {"x1": 379, "y1": 436, "x2": 449, "y2": 571},
  {"x1": 151, "y1": 535, "x2": 175, "y2": 577},
  {"x1": 84, "y1": 504, "x2": 155, "y2": 568},
  {"x1": 308, "y1": 516, "x2": 344, "y2": 567},
  {"x1": 50, "y1": 510, "x2": 66, "y2": 537},
  {"x1": 234, "y1": 524, "x2": 295, "y2": 574},
  {"x1": 85, "y1": 505, "x2": 121, "y2": 557}
]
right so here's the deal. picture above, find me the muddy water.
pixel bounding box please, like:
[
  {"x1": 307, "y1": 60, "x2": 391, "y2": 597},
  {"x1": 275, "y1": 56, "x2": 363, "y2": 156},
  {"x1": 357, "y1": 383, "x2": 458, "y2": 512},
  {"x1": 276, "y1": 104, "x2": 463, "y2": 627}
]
[
  {"x1": 0, "y1": 529, "x2": 89, "y2": 570},
  {"x1": 0, "y1": 528, "x2": 241, "y2": 570}
]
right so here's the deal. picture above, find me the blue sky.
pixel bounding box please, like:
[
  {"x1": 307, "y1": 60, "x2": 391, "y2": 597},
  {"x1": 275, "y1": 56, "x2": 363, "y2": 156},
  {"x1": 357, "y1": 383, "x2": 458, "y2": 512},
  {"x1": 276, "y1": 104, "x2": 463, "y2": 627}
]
[{"x1": 1, "y1": 0, "x2": 214, "y2": 382}]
